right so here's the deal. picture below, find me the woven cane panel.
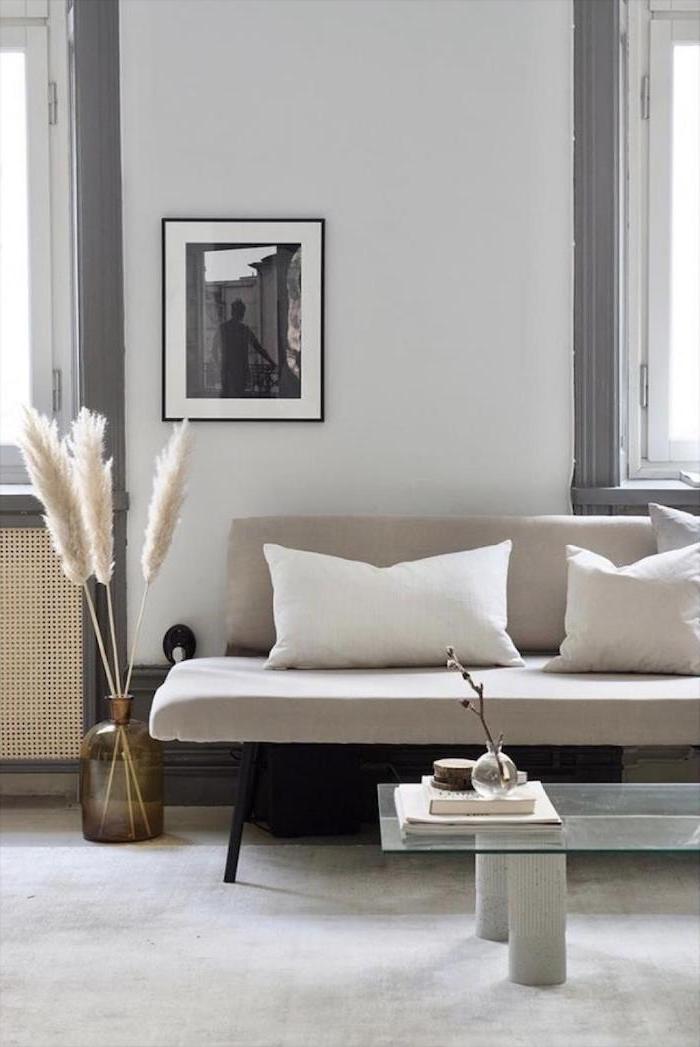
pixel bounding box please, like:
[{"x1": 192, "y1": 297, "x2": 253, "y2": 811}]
[{"x1": 0, "y1": 529, "x2": 83, "y2": 759}]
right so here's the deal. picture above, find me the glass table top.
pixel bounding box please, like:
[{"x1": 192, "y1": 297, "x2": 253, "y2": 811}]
[{"x1": 378, "y1": 783, "x2": 700, "y2": 854}]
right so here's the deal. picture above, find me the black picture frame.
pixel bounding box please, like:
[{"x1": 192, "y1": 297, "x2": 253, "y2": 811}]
[{"x1": 162, "y1": 218, "x2": 324, "y2": 421}]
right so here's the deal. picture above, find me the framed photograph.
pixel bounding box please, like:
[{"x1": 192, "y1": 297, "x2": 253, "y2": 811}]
[{"x1": 162, "y1": 218, "x2": 324, "y2": 421}]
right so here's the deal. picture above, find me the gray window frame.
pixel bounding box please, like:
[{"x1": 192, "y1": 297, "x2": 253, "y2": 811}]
[
  {"x1": 572, "y1": 0, "x2": 699, "y2": 514},
  {"x1": 0, "y1": 0, "x2": 127, "y2": 763},
  {"x1": 573, "y1": 0, "x2": 621, "y2": 496}
]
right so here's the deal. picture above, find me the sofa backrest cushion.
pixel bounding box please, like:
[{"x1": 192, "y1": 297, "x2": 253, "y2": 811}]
[{"x1": 225, "y1": 515, "x2": 655, "y2": 655}]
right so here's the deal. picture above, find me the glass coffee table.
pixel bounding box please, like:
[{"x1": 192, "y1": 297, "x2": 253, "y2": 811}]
[{"x1": 378, "y1": 782, "x2": 700, "y2": 987}]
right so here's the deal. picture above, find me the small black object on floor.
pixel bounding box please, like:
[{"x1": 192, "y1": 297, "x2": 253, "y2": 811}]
[{"x1": 252, "y1": 743, "x2": 363, "y2": 837}]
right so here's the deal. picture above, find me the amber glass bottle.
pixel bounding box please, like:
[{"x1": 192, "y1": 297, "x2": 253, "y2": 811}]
[{"x1": 80, "y1": 697, "x2": 163, "y2": 842}]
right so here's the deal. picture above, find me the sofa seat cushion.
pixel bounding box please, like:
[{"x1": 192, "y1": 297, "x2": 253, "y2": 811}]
[{"x1": 149, "y1": 656, "x2": 700, "y2": 747}]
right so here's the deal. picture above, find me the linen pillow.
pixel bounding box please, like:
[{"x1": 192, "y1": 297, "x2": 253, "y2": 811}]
[
  {"x1": 544, "y1": 543, "x2": 700, "y2": 676},
  {"x1": 263, "y1": 541, "x2": 523, "y2": 670},
  {"x1": 649, "y1": 503, "x2": 700, "y2": 553}
]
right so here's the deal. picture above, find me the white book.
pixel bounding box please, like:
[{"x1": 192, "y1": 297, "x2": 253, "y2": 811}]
[
  {"x1": 422, "y1": 776, "x2": 536, "y2": 816},
  {"x1": 394, "y1": 781, "x2": 562, "y2": 836}
]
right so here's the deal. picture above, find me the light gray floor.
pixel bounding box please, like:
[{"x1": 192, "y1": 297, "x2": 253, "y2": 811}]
[{"x1": 1, "y1": 803, "x2": 699, "y2": 1047}]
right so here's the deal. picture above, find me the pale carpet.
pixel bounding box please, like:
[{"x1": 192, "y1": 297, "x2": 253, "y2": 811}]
[{"x1": 0, "y1": 806, "x2": 698, "y2": 1047}]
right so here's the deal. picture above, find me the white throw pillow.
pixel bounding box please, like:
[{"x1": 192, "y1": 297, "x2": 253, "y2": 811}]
[
  {"x1": 264, "y1": 542, "x2": 523, "y2": 670},
  {"x1": 544, "y1": 543, "x2": 700, "y2": 676},
  {"x1": 649, "y1": 503, "x2": 700, "y2": 553}
]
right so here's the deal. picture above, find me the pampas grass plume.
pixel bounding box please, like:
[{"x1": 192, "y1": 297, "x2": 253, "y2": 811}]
[
  {"x1": 141, "y1": 420, "x2": 191, "y2": 584},
  {"x1": 18, "y1": 407, "x2": 92, "y2": 586},
  {"x1": 70, "y1": 408, "x2": 114, "y2": 585}
]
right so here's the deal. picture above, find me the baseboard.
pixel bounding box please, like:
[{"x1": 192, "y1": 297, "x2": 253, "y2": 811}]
[
  {"x1": 0, "y1": 771, "x2": 78, "y2": 800},
  {"x1": 161, "y1": 742, "x2": 240, "y2": 804},
  {"x1": 0, "y1": 752, "x2": 240, "y2": 805},
  {"x1": 0, "y1": 760, "x2": 78, "y2": 773},
  {"x1": 622, "y1": 746, "x2": 700, "y2": 783}
]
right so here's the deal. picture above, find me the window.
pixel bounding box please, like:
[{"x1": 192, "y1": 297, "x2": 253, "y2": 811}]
[
  {"x1": 0, "y1": 1, "x2": 73, "y2": 483},
  {"x1": 625, "y1": 0, "x2": 700, "y2": 479},
  {"x1": 1, "y1": 49, "x2": 32, "y2": 454}
]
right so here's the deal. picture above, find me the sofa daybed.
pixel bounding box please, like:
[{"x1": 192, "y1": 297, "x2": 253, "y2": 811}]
[{"x1": 150, "y1": 514, "x2": 700, "y2": 880}]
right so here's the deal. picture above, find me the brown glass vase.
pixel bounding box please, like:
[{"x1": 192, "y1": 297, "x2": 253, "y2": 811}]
[{"x1": 80, "y1": 697, "x2": 163, "y2": 842}]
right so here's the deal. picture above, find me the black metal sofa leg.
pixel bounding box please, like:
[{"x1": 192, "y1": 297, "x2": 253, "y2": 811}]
[{"x1": 224, "y1": 742, "x2": 259, "y2": 883}]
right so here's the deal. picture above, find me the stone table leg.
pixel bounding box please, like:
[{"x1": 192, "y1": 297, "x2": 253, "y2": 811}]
[
  {"x1": 475, "y1": 852, "x2": 509, "y2": 942},
  {"x1": 507, "y1": 854, "x2": 567, "y2": 986}
]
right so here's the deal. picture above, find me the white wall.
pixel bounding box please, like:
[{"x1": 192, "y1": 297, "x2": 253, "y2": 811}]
[{"x1": 121, "y1": 0, "x2": 573, "y2": 662}]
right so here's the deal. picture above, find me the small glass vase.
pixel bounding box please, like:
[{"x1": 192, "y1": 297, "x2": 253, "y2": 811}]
[
  {"x1": 80, "y1": 697, "x2": 163, "y2": 843},
  {"x1": 471, "y1": 742, "x2": 518, "y2": 798}
]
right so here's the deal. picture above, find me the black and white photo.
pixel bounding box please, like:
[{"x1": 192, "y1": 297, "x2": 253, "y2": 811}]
[{"x1": 163, "y1": 219, "x2": 323, "y2": 420}]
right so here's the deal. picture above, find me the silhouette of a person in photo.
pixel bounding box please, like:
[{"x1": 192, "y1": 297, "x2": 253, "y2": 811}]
[{"x1": 215, "y1": 299, "x2": 275, "y2": 397}]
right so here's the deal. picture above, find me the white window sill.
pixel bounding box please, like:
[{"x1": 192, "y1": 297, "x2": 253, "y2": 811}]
[
  {"x1": 572, "y1": 480, "x2": 700, "y2": 508},
  {"x1": 620, "y1": 478, "x2": 699, "y2": 490}
]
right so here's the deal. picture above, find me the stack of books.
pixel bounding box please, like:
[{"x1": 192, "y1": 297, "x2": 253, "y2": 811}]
[{"x1": 394, "y1": 777, "x2": 562, "y2": 838}]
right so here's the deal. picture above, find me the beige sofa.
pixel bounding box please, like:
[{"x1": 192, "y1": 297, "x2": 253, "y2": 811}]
[
  {"x1": 150, "y1": 515, "x2": 699, "y2": 881},
  {"x1": 151, "y1": 514, "x2": 700, "y2": 749}
]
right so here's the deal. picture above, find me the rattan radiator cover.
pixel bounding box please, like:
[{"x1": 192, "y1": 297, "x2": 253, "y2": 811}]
[{"x1": 1, "y1": 528, "x2": 83, "y2": 760}]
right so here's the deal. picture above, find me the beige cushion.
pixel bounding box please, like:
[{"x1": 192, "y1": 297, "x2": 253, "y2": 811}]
[
  {"x1": 264, "y1": 541, "x2": 523, "y2": 669},
  {"x1": 545, "y1": 544, "x2": 700, "y2": 676},
  {"x1": 226, "y1": 515, "x2": 655, "y2": 655},
  {"x1": 149, "y1": 655, "x2": 700, "y2": 746}
]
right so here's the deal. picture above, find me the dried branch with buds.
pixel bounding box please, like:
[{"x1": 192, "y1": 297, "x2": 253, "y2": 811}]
[{"x1": 446, "y1": 645, "x2": 506, "y2": 782}]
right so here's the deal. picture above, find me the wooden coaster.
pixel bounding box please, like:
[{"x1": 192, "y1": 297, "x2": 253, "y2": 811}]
[{"x1": 433, "y1": 757, "x2": 474, "y2": 789}]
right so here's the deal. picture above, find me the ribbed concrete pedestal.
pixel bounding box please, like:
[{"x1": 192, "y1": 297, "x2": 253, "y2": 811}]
[
  {"x1": 475, "y1": 853, "x2": 509, "y2": 942},
  {"x1": 507, "y1": 854, "x2": 567, "y2": 986}
]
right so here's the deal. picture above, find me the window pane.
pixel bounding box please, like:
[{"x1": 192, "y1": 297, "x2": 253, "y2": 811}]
[
  {"x1": 669, "y1": 42, "x2": 700, "y2": 446},
  {"x1": 0, "y1": 50, "x2": 31, "y2": 448}
]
